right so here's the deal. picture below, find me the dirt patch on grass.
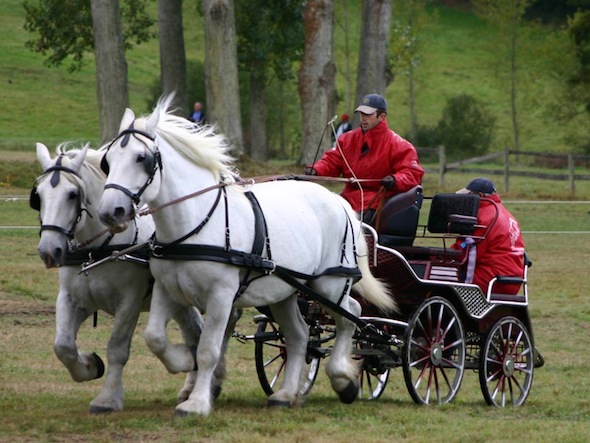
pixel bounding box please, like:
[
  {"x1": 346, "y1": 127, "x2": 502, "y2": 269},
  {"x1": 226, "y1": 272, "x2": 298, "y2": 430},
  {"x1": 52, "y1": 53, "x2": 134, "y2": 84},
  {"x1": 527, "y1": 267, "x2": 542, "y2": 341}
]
[
  {"x1": 0, "y1": 293, "x2": 54, "y2": 316},
  {"x1": 0, "y1": 150, "x2": 36, "y2": 162}
]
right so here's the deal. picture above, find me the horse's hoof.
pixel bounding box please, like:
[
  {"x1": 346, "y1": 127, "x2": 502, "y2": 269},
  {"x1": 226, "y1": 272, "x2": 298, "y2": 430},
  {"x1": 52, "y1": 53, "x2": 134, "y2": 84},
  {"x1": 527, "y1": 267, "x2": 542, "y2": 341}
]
[
  {"x1": 89, "y1": 405, "x2": 115, "y2": 414},
  {"x1": 267, "y1": 399, "x2": 292, "y2": 408},
  {"x1": 337, "y1": 381, "x2": 359, "y2": 404},
  {"x1": 175, "y1": 409, "x2": 190, "y2": 418},
  {"x1": 92, "y1": 352, "x2": 105, "y2": 379},
  {"x1": 212, "y1": 385, "x2": 222, "y2": 400}
]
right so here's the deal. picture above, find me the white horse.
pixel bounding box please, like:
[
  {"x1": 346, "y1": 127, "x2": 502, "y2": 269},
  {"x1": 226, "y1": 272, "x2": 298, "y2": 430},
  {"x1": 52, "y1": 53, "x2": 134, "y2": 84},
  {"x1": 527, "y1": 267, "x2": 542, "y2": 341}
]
[
  {"x1": 32, "y1": 142, "x2": 208, "y2": 413},
  {"x1": 97, "y1": 96, "x2": 396, "y2": 417}
]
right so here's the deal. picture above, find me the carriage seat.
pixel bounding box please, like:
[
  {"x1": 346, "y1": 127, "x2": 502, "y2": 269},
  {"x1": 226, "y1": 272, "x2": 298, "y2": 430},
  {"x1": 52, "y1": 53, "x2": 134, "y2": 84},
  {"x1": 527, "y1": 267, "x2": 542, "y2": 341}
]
[
  {"x1": 426, "y1": 193, "x2": 480, "y2": 235},
  {"x1": 376, "y1": 185, "x2": 423, "y2": 247},
  {"x1": 387, "y1": 193, "x2": 480, "y2": 261}
]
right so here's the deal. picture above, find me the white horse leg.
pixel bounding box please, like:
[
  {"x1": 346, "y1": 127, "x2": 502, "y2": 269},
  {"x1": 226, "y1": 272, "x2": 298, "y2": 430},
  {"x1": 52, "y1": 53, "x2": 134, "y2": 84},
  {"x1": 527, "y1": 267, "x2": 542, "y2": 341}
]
[
  {"x1": 173, "y1": 308, "x2": 241, "y2": 404},
  {"x1": 89, "y1": 303, "x2": 143, "y2": 413},
  {"x1": 171, "y1": 306, "x2": 203, "y2": 404},
  {"x1": 175, "y1": 295, "x2": 235, "y2": 417},
  {"x1": 144, "y1": 284, "x2": 196, "y2": 374},
  {"x1": 322, "y1": 282, "x2": 362, "y2": 404},
  {"x1": 54, "y1": 291, "x2": 105, "y2": 383},
  {"x1": 266, "y1": 295, "x2": 309, "y2": 407}
]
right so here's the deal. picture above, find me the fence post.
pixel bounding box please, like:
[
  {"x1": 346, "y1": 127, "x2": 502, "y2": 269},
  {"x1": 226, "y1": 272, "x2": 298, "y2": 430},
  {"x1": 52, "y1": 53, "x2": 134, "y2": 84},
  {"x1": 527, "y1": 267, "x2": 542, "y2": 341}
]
[
  {"x1": 503, "y1": 147, "x2": 510, "y2": 193},
  {"x1": 438, "y1": 145, "x2": 445, "y2": 187},
  {"x1": 568, "y1": 153, "x2": 575, "y2": 194}
]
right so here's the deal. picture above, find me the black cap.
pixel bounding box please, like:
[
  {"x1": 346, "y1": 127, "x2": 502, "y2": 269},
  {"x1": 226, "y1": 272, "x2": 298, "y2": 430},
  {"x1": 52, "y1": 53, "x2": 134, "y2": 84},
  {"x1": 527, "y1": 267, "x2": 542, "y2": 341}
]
[
  {"x1": 355, "y1": 94, "x2": 387, "y2": 114},
  {"x1": 457, "y1": 177, "x2": 497, "y2": 195}
]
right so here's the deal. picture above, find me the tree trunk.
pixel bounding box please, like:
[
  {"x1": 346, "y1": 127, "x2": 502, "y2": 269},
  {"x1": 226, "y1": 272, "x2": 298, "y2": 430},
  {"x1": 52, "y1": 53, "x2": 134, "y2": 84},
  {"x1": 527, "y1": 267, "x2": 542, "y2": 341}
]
[
  {"x1": 355, "y1": 0, "x2": 392, "y2": 106},
  {"x1": 298, "y1": 0, "x2": 335, "y2": 165},
  {"x1": 157, "y1": 0, "x2": 188, "y2": 116},
  {"x1": 202, "y1": 0, "x2": 243, "y2": 153},
  {"x1": 249, "y1": 71, "x2": 267, "y2": 161},
  {"x1": 90, "y1": 0, "x2": 128, "y2": 144},
  {"x1": 510, "y1": 25, "x2": 520, "y2": 152}
]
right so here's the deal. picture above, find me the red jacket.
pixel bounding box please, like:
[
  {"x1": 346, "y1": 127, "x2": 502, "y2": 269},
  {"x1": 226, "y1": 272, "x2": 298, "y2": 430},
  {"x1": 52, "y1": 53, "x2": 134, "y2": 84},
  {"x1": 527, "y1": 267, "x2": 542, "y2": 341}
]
[
  {"x1": 453, "y1": 194, "x2": 526, "y2": 294},
  {"x1": 311, "y1": 120, "x2": 424, "y2": 211}
]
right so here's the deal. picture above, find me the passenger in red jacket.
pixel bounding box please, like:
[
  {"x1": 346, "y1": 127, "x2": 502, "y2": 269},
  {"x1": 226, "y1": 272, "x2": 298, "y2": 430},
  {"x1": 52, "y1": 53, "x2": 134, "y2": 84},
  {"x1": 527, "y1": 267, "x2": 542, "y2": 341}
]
[
  {"x1": 305, "y1": 94, "x2": 424, "y2": 221},
  {"x1": 453, "y1": 178, "x2": 526, "y2": 295}
]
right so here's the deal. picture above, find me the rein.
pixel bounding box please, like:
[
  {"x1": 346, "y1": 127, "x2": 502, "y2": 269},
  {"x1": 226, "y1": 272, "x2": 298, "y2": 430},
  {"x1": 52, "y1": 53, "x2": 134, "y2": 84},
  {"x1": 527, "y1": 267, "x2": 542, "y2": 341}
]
[{"x1": 136, "y1": 174, "x2": 381, "y2": 219}]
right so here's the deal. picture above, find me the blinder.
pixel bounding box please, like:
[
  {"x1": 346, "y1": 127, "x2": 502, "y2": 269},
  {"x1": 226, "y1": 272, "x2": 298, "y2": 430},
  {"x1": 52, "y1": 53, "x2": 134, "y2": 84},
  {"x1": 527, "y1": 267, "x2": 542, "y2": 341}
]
[
  {"x1": 30, "y1": 157, "x2": 82, "y2": 212},
  {"x1": 100, "y1": 149, "x2": 161, "y2": 176},
  {"x1": 30, "y1": 186, "x2": 41, "y2": 211},
  {"x1": 100, "y1": 126, "x2": 161, "y2": 177}
]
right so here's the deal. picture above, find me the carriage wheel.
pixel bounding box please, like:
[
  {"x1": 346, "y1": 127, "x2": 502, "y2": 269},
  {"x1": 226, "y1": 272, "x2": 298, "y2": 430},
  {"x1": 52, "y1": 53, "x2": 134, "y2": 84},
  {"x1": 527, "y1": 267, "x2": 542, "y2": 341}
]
[
  {"x1": 254, "y1": 318, "x2": 320, "y2": 397},
  {"x1": 479, "y1": 316, "x2": 534, "y2": 407},
  {"x1": 402, "y1": 296, "x2": 465, "y2": 405},
  {"x1": 357, "y1": 359, "x2": 389, "y2": 400}
]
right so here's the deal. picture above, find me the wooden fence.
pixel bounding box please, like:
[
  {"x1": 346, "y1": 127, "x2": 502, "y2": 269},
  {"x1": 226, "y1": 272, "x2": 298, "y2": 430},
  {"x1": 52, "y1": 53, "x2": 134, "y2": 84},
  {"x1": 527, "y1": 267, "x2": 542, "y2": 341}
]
[{"x1": 418, "y1": 146, "x2": 590, "y2": 194}]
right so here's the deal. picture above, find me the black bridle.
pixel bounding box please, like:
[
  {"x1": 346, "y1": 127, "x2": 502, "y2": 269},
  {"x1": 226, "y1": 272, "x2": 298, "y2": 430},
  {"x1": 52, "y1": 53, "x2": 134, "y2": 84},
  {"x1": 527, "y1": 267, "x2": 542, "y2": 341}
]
[
  {"x1": 30, "y1": 156, "x2": 86, "y2": 240},
  {"x1": 101, "y1": 126, "x2": 161, "y2": 205}
]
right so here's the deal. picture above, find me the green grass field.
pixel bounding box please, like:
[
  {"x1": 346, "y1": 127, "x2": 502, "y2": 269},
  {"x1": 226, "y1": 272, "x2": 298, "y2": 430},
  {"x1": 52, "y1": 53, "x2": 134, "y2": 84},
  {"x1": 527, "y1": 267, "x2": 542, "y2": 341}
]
[{"x1": 1, "y1": 193, "x2": 590, "y2": 442}]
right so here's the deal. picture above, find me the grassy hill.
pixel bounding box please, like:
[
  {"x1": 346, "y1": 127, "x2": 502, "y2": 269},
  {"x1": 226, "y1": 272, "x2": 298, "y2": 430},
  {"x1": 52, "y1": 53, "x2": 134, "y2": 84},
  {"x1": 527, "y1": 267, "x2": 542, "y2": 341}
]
[{"x1": 0, "y1": 0, "x2": 581, "y2": 156}]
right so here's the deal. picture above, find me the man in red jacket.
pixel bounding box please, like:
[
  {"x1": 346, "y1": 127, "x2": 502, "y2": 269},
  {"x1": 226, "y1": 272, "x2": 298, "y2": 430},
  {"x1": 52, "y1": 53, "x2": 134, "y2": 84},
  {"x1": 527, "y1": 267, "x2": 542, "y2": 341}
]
[
  {"x1": 453, "y1": 177, "x2": 526, "y2": 295},
  {"x1": 305, "y1": 94, "x2": 424, "y2": 221}
]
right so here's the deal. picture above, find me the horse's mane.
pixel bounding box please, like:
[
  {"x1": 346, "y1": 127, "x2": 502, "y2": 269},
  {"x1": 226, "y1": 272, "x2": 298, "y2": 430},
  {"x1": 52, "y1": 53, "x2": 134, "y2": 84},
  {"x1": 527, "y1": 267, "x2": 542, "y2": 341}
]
[
  {"x1": 53, "y1": 142, "x2": 106, "y2": 187},
  {"x1": 136, "y1": 96, "x2": 238, "y2": 183}
]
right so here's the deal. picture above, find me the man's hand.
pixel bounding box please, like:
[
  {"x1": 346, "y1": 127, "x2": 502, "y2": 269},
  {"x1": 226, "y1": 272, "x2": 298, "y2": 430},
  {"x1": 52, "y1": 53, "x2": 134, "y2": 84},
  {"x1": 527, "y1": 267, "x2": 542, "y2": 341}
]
[
  {"x1": 304, "y1": 166, "x2": 317, "y2": 176},
  {"x1": 381, "y1": 175, "x2": 396, "y2": 189}
]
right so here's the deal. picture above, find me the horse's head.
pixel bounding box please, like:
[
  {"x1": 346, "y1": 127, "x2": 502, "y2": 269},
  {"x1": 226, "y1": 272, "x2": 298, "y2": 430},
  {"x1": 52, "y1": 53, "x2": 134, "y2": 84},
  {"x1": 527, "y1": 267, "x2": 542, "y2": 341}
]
[
  {"x1": 32, "y1": 143, "x2": 88, "y2": 268},
  {"x1": 98, "y1": 107, "x2": 162, "y2": 232}
]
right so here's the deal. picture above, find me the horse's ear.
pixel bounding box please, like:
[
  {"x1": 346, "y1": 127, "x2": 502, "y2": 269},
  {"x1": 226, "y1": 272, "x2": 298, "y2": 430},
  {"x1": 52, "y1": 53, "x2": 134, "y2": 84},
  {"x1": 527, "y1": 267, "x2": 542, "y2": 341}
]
[
  {"x1": 71, "y1": 145, "x2": 88, "y2": 173},
  {"x1": 145, "y1": 107, "x2": 160, "y2": 136},
  {"x1": 36, "y1": 143, "x2": 52, "y2": 171},
  {"x1": 119, "y1": 108, "x2": 135, "y2": 132}
]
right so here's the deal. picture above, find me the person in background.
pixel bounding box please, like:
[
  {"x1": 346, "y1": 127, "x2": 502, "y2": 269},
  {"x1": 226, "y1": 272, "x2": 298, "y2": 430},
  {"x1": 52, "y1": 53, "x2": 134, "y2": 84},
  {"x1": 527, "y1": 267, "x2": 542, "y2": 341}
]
[
  {"x1": 453, "y1": 177, "x2": 526, "y2": 295},
  {"x1": 188, "y1": 101, "x2": 205, "y2": 125},
  {"x1": 305, "y1": 93, "x2": 424, "y2": 221},
  {"x1": 333, "y1": 113, "x2": 352, "y2": 143}
]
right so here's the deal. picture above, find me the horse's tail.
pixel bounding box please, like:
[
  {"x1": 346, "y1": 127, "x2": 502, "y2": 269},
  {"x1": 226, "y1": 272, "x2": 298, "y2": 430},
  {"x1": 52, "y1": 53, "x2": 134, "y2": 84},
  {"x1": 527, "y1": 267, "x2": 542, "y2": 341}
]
[{"x1": 353, "y1": 234, "x2": 397, "y2": 313}]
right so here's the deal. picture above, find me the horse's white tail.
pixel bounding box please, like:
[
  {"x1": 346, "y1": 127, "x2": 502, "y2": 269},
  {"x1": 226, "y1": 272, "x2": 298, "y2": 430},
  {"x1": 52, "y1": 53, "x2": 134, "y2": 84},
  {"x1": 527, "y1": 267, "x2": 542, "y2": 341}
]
[{"x1": 353, "y1": 235, "x2": 397, "y2": 313}]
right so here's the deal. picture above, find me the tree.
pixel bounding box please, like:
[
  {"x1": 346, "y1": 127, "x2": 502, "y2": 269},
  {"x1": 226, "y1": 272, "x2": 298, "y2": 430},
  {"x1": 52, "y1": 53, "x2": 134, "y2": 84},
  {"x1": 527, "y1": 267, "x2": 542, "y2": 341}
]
[
  {"x1": 23, "y1": 0, "x2": 155, "y2": 142},
  {"x1": 390, "y1": 0, "x2": 435, "y2": 141},
  {"x1": 334, "y1": 0, "x2": 358, "y2": 115},
  {"x1": 235, "y1": 0, "x2": 305, "y2": 161},
  {"x1": 472, "y1": 0, "x2": 532, "y2": 152},
  {"x1": 355, "y1": 0, "x2": 392, "y2": 113},
  {"x1": 157, "y1": 0, "x2": 188, "y2": 116},
  {"x1": 202, "y1": 0, "x2": 243, "y2": 153},
  {"x1": 298, "y1": 0, "x2": 335, "y2": 165},
  {"x1": 435, "y1": 94, "x2": 496, "y2": 160}
]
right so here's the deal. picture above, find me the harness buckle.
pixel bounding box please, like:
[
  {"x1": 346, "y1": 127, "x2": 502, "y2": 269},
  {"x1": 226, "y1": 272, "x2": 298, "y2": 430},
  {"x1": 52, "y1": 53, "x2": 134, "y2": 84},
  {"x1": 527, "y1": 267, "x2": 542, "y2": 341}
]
[{"x1": 151, "y1": 244, "x2": 164, "y2": 258}]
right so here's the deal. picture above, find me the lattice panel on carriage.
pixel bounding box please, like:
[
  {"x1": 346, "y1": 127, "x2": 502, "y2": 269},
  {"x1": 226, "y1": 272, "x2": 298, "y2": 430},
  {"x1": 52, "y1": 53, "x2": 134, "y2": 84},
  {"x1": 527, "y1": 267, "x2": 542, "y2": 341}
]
[
  {"x1": 374, "y1": 248, "x2": 419, "y2": 292},
  {"x1": 452, "y1": 285, "x2": 494, "y2": 319}
]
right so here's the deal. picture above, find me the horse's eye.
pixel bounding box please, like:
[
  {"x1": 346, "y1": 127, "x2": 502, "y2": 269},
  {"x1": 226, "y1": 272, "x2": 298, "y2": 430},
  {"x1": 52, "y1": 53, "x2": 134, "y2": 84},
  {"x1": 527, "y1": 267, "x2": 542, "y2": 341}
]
[
  {"x1": 136, "y1": 154, "x2": 146, "y2": 164},
  {"x1": 68, "y1": 191, "x2": 79, "y2": 201}
]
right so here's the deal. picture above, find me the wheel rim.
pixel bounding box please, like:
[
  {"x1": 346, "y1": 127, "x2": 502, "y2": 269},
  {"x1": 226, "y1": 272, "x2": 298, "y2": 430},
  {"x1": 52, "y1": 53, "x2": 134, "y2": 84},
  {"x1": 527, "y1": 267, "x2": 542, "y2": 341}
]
[
  {"x1": 358, "y1": 365, "x2": 389, "y2": 400},
  {"x1": 254, "y1": 320, "x2": 320, "y2": 397},
  {"x1": 402, "y1": 297, "x2": 465, "y2": 405},
  {"x1": 479, "y1": 316, "x2": 534, "y2": 407}
]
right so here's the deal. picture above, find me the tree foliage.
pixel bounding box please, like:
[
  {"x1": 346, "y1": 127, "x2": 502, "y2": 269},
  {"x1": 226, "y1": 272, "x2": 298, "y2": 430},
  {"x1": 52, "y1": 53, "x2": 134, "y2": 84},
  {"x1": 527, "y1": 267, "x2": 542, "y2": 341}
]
[
  {"x1": 23, "y1": 0, "x2": 155, "y2": 72},
  {"x1": 435, "y1": 94, "x2": 496, "y2": 160},
  {"x1": 389, "y1": 0, "x2": 436, "y2": 140},
  {"x1": 568, "y1": 10, "x2": 590, "y2": 111},
  {"x1": 235, "y1": 0, "x2": 304, "y2": 83}
]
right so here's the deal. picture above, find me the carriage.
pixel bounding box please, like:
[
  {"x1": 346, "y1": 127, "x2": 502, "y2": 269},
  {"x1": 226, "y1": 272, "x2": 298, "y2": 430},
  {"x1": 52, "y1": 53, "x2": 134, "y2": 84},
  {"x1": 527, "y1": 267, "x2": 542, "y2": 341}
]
[
  {"x1": 238, "y1": 185, "x2": 545, "y2": 407},
  {"x1": 92, "y1": 96, "x2": 544, "y2": 416}
]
